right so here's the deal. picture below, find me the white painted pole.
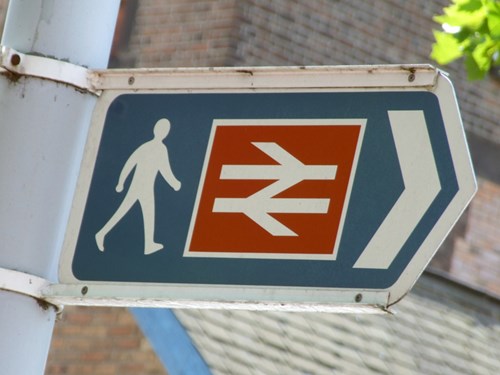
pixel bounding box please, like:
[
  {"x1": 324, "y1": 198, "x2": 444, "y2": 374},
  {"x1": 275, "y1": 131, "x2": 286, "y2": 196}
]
[{"x1": 0, "y1": 1, "x2": 120, "y2": 373}]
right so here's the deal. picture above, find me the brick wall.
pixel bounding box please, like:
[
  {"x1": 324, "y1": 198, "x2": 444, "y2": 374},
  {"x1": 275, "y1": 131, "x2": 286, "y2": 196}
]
[
  {"x1": 45, "y1": 306, "x2": 166, "y2": 375},
  {"x1": 231, "y1": 0, "x2": 500, "y2": 144},
  {"x1": 450, "y1": 179, "x2": 500, "y2": 295},
  {"x1": 124, "y1": 0, "x2": 239, "y2": 68},
  {"x1": 0, "y1": 0, "x2": 8, "y2": 34}
]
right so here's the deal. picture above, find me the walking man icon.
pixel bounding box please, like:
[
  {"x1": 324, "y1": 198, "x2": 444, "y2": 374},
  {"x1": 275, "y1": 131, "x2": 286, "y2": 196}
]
[{"x1": 95, "y1": 118, "x2": 181, "y2": 255}]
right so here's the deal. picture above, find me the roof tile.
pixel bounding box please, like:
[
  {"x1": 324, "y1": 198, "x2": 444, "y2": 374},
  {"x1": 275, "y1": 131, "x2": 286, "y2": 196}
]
[{"x1": 175, "y1": 273, "x2": 500, "y2": 374}]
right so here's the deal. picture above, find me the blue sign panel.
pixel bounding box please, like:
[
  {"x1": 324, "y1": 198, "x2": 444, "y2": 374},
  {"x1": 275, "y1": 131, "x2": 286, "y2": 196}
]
[{"x1": 68, "y1": 90, "x2": 459, "y2": 289}]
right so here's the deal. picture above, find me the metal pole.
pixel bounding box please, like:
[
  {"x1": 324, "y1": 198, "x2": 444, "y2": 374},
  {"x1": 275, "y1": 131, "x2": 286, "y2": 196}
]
[{"x1": 0, "y1": 1, "x2": 120, "y2": 373}]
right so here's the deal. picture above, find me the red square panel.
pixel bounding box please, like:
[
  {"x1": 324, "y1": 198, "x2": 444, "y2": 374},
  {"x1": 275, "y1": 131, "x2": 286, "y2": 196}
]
[{"x1": 185, "y1": 119, "x2": 365, "y2": 259}]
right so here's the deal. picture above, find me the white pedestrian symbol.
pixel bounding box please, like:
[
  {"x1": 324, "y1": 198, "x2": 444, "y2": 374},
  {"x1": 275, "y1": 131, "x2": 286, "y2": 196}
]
[{"x1": 95, "y1": 118, "x2": 181, "y2": 255}]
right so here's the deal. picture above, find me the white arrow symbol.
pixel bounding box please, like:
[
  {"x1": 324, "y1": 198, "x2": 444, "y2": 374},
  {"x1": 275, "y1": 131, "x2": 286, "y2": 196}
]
[
  {"x1": 213, "y1": 142, "x2": 337, "y2": 236},
  {"x1": 353, "y1": 110, "x2": 441, "y2": 269}
]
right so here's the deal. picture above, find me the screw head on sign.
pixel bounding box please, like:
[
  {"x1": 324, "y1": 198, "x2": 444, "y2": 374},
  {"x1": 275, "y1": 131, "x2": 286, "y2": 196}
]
[{"x1": 10, "y1": 54, "x2": 21, "y2": 66}]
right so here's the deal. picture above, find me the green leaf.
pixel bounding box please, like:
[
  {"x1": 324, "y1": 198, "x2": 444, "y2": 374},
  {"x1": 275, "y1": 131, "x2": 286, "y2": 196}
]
[
  {"x1": 456, "y1": 0, "x2": 483, "y2": 13},
  {"x1": 430, "y1": 0, "x2": 500, "y2": 80},
  {"x1": 431, "y1": 30, "x2": 465, "y2": 64},
  {"x1": 465, "y1": 53, "x2": 487, "y2": 79},
  {"x1": 471, "y1": 39, "x2": 493, "y2": 72},
  {"x1": 486, "y1": 5, "x2": 500, "y2": 38},
  {"x1": 454, "y1": 28, "x2": 475, "y2": 42},
  {"x1": 434, "y1": 0, "x2": 487, "y2": 29},
  {"x1": 485, "y1": 0, "x2": 500, "y2": 14}
]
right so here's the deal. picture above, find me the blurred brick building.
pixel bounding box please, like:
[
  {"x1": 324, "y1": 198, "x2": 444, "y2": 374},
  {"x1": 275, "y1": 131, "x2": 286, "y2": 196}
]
[{"x1": 1, "y1": 1, "x2": 499, "y2": 374}]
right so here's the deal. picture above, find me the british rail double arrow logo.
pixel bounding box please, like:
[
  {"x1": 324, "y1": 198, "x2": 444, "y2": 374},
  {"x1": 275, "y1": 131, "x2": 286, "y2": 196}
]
[
  {"x1": 213, "y1": 141, "x2": 338, "y2": 237},
  {"x1": 185, "y1": 119, "x2": 365, "y2": 260}
]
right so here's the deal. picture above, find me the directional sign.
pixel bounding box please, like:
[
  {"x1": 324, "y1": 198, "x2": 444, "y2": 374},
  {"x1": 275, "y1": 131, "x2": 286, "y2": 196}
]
[{"x1": 55, "y1": 65, "x2": 476, "y2": 312}]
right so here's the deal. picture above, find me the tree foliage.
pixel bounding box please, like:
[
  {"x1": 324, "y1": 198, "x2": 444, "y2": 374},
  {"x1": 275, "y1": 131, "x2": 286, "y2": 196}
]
[{"x1": 431, "y1": 0, "x2": 500, "y2": 80}]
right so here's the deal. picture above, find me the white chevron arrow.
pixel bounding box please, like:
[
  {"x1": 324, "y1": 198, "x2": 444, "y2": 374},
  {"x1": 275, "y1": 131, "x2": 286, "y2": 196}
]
[
  {"x1": 213, "y1": 142, "x2": 337, "y2": 236},
  {"x1": 353, "y1": 110, "x2": 441, "y2": 269}
]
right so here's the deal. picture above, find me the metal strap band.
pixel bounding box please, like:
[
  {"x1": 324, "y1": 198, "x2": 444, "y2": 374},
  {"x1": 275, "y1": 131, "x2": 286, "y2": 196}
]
[
  {"x1": 1, "y1": 45, "x2": 99, "y2": 95},
  {"x1": 0, "y1": 267, "x2": 62, "y2": 313}
]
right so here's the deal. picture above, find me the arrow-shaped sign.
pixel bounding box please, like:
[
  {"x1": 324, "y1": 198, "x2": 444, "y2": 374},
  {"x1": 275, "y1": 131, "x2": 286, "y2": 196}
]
[
  {"x1": 212, "y1": 142, "x2": 337, "y2": 236},
  {"x1": 59, "y1": 66, "x2": 477, "y2": 310}
]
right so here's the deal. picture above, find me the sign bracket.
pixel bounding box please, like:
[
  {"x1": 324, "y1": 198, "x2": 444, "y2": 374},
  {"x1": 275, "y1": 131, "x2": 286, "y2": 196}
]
[
  {"x1": 1, "y1": 45, "x2": 440, "y2": 94},
  {"x1": 92, "y1": 64, "x2": 439, "y2": 91},
  {"x1": 42, "y1": 282, "x2": 391, "y2": 313}
]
